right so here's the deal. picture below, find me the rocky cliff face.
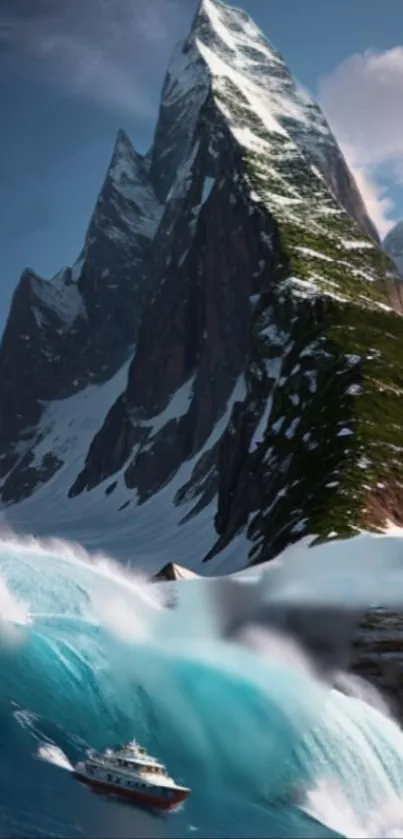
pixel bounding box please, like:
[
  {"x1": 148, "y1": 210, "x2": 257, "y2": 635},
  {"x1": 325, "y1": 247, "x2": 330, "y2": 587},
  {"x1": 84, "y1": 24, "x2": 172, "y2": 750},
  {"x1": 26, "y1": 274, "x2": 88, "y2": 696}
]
[
  {"x1": 0, "y1": 130, "x2": 161, "y2": 503},
  {"x1": 1, "y1": 0, "x2": 403, "y2": 575}
]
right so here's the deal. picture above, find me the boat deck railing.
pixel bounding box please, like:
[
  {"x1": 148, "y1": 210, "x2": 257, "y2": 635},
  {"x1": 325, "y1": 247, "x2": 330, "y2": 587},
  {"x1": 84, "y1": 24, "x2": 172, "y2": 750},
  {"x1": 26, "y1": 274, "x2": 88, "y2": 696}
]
[
  {"x1": 85, "y1": 755, "x2": 175, "y2": 788},
  {"x1": 87, "y1": 753, "x2": 168, "y2": 775},
  {"x1": 88, "y1": 747, "x2": 160, "y2": 766}
]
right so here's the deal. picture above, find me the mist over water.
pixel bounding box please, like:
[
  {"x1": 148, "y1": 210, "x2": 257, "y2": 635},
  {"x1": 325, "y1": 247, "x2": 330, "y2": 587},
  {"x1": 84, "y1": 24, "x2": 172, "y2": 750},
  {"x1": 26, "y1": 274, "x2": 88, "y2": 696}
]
[{"x1": 1, "y1": 531, "x2": 403, "y2": 837}]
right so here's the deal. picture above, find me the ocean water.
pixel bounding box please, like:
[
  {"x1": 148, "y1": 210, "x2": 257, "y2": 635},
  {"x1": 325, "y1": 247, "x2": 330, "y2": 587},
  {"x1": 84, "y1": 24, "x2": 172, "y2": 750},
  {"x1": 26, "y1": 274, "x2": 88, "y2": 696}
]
[{"x1": 2, "y1": 535, "x2": 403, "y2": 838}]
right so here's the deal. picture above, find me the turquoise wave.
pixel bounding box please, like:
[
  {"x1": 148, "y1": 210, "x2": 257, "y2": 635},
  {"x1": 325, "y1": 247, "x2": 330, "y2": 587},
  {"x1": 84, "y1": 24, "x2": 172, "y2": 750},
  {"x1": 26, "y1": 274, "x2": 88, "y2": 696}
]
[{"x1": 1, "y1": 537, "x2": 403, "y2": 837}]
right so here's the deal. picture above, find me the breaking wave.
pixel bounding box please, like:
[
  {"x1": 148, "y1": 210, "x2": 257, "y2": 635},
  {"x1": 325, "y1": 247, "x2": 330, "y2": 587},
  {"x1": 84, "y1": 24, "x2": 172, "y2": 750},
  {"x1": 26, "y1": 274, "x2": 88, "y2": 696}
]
[{"x1": 2, "y1": 533, "x2": 403, "y2": 837}]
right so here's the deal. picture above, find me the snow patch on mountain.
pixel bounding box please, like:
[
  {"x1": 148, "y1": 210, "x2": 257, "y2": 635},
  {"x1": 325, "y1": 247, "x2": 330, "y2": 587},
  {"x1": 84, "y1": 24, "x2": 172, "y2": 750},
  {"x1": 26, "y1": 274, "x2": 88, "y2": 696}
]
[
  {"x1": 107, "y1": 132, "x2": 162, "y2": 239},
  {"x1": 141, "y1": 377, "x2": 195, "y2": 437},
  {"x1": 30, "y1": 269, "x2": 85, "y2": 328},
  {"x1": 2, "y1": 375, "x2": 249, "y2": 572},
  {"x1": 163, "y1": 39, "x2": 208, "y2": 109},
  {"x1": 18, "y1": 358, "x2": 133, "y2": 490},
  {"x1": 342, "y1": 239, "x2": 375, "y2": 251},
  {"x1": 0, "y1": 367, "x2": 135, "y2": 512},
  {"x1": 196, "y1": 0, "x2": 330, "y2": 140}
]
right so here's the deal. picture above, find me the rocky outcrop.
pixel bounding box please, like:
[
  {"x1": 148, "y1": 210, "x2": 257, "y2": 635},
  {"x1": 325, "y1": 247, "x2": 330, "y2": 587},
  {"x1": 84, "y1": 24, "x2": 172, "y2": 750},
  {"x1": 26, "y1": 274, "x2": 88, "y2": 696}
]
[
  {"x1": 152, "y1": 563, "x2": 198, "y2": 582},
  {"x1": 0, "y1": 130, "x2": 161, "y2": 503}
]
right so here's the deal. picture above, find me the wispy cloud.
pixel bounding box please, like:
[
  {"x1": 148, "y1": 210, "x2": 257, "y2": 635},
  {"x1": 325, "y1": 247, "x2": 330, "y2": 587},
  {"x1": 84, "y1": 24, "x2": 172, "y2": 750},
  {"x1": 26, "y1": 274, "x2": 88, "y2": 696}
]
[
  {"x1": 0, "y1": 0, "x2": 188, "y2": 117},
  {"x1": 318, "y1": 47, "x2": 403, "y2": 238}
]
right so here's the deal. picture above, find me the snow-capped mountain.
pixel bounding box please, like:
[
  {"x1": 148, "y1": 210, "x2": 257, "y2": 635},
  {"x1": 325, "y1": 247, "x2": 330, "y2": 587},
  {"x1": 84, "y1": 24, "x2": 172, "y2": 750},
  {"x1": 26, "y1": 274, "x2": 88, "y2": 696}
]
[
  {"x1": 384, "y1": 221, "x2": 403, "y2": 277},
  {"x1": 1, "y1": 0, "x2": 403, "y2": 573}
]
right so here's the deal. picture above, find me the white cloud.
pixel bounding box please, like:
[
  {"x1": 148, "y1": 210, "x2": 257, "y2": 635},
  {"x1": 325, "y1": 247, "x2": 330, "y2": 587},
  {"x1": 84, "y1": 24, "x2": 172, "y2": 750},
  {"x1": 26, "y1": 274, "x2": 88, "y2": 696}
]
[
  {"x1": 0, "y1": 0, "x2": 187, "y2": 118},
  {"x1": 318, "y1": 47, "x2": 403, "y2": 238},
  {"x1": 339, "y1": 145, "x2": 396, "y2": 241}
]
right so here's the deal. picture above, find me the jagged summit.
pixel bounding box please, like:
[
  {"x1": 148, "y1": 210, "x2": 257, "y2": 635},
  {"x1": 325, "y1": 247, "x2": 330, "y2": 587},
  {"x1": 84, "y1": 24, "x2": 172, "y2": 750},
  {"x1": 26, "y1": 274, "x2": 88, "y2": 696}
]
[
  {"x1": 114, "y1": 127, "x2": 137, "y2": 152},
  {"x1": 152, "y1": 0, "x2": 377, "y2": 240},
  {"x1": 384, "y1": 221, "x2": 403, "y2": 277},
  {"x1": 107, "y1": 128, "x2": 146, "y2": 188},
  {"x1": 150, "y1": 0, "x2": 306, "y2": 202},
  {"x1": 192, "y1": 0, "x2": 273, "y2": 43},
  {"x1": 9, "y1": 130, "x2": 161, "y2": 335},
  {"x1": 0, "y1": 129, "x2": 161, "y2": 503},
  {"x1": 86, "y1": 128, "x2": 161, "y2": 247},
  {"x1": 108, "y1": 128, "x2": 147, "y2": 186},
  {"x1": 164, "y1": 0, "x2": 318, "y2": 140}
]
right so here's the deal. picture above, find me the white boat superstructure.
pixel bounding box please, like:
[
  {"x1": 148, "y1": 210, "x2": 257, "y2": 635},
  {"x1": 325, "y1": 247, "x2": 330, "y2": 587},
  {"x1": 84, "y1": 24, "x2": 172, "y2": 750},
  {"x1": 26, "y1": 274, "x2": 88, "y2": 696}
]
[{"x1": 73, "y1": 740, "x2": 190, "y2": 810}]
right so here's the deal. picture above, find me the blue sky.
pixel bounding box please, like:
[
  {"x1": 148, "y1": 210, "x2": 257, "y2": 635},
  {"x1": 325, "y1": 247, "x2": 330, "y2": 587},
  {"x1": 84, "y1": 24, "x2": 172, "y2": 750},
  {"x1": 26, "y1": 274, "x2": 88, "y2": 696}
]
[{"x1": 1, "y1": 0, "x2": 403, "y2": 329}]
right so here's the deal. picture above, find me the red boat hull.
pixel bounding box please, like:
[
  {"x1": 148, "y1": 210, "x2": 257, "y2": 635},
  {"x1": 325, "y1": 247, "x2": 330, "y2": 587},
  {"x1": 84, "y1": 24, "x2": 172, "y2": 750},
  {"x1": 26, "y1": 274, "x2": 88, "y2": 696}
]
[{"x1": 73, "y1": 771, "x2": 189, "y2": 811}]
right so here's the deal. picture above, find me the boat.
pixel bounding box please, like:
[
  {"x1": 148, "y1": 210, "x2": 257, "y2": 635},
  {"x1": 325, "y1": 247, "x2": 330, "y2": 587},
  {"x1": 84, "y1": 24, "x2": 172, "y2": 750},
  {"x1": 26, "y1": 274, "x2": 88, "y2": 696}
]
[{"x1": 73, "y1": 740, "x2": 191, "y2": 811}]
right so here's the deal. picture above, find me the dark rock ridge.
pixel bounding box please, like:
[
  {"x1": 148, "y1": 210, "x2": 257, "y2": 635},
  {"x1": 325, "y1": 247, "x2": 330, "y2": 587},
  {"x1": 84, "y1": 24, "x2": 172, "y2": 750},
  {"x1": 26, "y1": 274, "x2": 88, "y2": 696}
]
[
  {"x1": 1, "y1": 0, "x2": 403, "y2": 575},
  {"x1": 0, "y1": 129, "x2": 161, "y2": 502}
]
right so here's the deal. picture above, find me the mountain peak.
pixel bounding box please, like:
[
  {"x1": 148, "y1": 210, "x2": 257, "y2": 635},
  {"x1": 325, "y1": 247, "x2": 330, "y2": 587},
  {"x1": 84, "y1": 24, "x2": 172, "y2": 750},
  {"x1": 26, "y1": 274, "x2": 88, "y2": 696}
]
[
  {"x1": 107, "y1": 128, "x2": 147, "y2": 188},
  {"x1": 90, "y1": 130, "x2": 161, "y2": 243},
  {"x1": 112, "y1": 128, "x2": 141, "y2": 162},
  {"x1": 193, "y1": 0, "x2": 254, "y2": 31},
  {"x1": 115, "y1": 126, "x2": 132, "y2": 145},
  {"x1": 166, "y1": 0, "x2": 332, "y2": 159},
  {"x1": 189, "y1": 0, "x2": 282, "y2": 75},
  {"x1": 159, "y1": 0, "x2": 377, "y2": 241}
]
